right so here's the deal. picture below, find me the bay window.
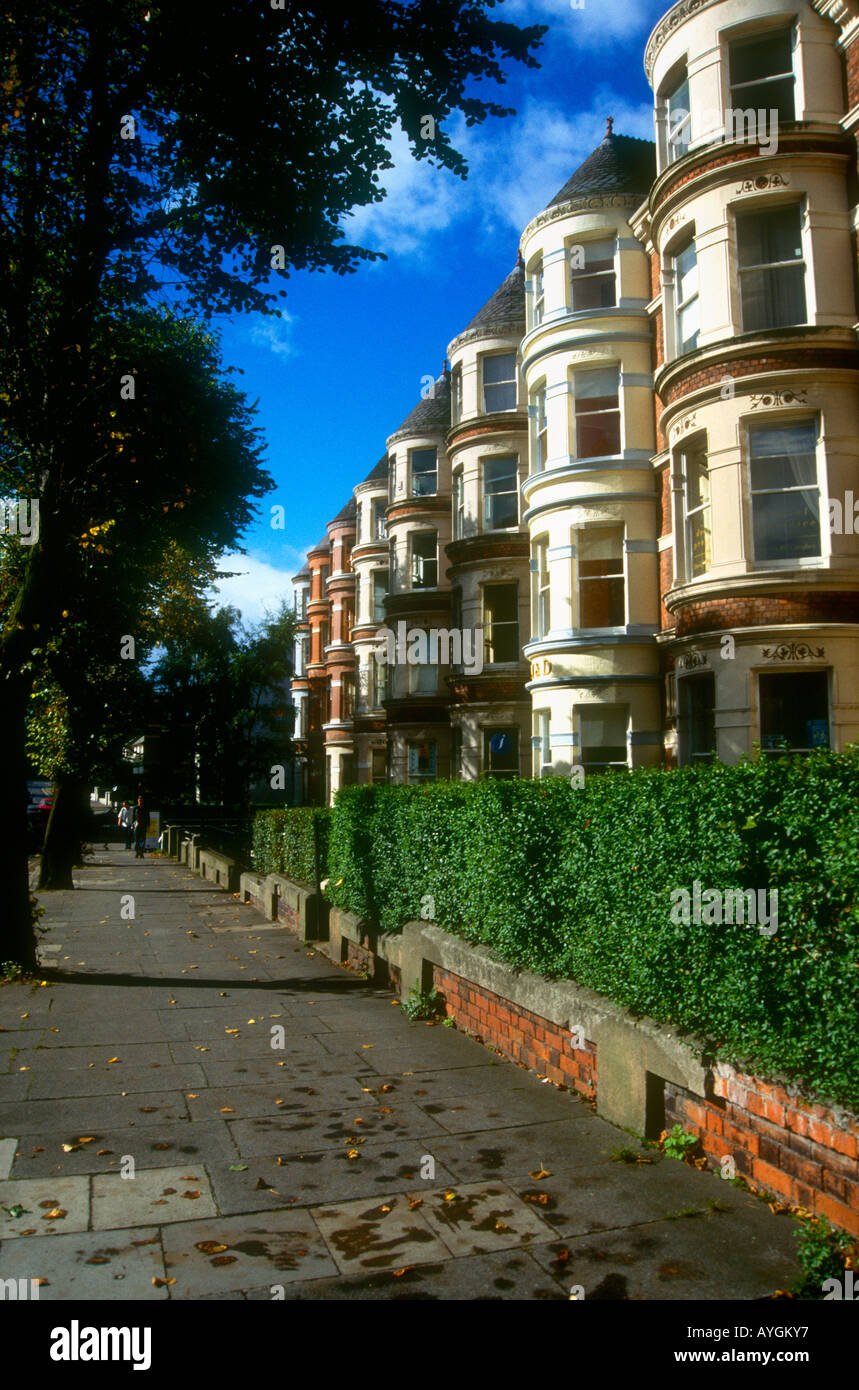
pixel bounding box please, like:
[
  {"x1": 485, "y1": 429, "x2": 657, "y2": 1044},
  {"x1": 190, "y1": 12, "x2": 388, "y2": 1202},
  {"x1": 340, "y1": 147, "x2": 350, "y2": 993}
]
[
  {"x1": 483, "y1": 583, "x2": 519, "y2": 664},
  {"x1": 749, "y1": 420, "x2": 820, "y2": 563},
  {"x1": 574, "y1": 366, "x2": 621, "y2": 458},
  {"x1": 410, "y1": 530, "x2": 438, "y2": 588},
  {"x1": 674, "y1": 236, "x2": 699, "y2": 354},
  {"x1": 483, "y1": 455, "x2": 519, "y2": 530},
  {"x1": 682, "y1": 443, "x2": 711, "y2": 578},
  {"x1": 577, "y1": 526, "x2": 625, "y2": 627},
  {"x1": 482, "y1": 353, "x2": 517, "y2": 413},
  {"x1": 666, "y1": 72, "x2": 691, "y2": 163},
  {"x1": 410, "y1": 447, "x2": 437, "y2": 497},
  {"x1": 729, "y1": 29, "x2": 795, "y2": 123},
  {"x1": 570, "y1": 238, "x2": 616, "y2": 311},
  {"x1": 579, "y1": 705, "x2": 629, "y2": 772},
  {"x1": 737, "y1": 203, "x2": 805, "y2": 332}
]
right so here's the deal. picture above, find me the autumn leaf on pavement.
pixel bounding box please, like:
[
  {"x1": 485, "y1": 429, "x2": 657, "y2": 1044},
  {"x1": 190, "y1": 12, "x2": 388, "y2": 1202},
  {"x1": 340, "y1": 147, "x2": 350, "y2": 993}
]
[
  {"x1": 529, "y1": 1167, "x2": 552, "y2": 1180},
  {"x1": 196, "y1": 1241, "x2": 228, "y2": 1255}
]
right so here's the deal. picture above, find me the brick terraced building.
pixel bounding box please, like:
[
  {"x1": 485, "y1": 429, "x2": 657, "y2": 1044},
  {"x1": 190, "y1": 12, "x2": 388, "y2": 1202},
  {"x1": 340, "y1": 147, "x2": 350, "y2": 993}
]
[{"x1": 293, "y1": 0, "x2": 859, "y2": 802}]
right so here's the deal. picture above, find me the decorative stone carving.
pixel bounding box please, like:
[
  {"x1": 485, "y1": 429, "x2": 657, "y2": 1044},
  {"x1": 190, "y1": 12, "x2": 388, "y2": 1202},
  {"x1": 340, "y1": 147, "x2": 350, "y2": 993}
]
[
  {"x1": 749, "y1": 389, "x2": 808, "y2": 409},
  {"x1": 761, "y1": 642, "x2": 825, "y2": 661},
  {"x1": 671, "y1": 413, "x2": 697, "y2": 441},
  {"x1": 678, "y1": 651, "x2": 708, "y2": 670},
  {"x1": 644, "y1": 0, "x2": 723, "y2": 80},
  {"x1": 734, "y1": 173, "x2": 790, "y2": 194}
]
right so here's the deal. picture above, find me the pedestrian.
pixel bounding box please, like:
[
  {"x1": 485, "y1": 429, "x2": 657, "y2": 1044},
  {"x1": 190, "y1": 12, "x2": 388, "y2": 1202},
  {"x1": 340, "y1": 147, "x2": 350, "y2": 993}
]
[
  {"x1": 133, "y1": 796, "x2": 147, "y2": 859},
  {"x1": 117, "y1": 801, "x2": 134, "y2": 849}
]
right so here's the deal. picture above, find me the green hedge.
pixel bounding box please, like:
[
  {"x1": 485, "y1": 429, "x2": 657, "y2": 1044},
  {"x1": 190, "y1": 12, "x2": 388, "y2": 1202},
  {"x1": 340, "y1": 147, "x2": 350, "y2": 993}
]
[
  {"x1": 324, "y1": 751, "x2": 859, "y2": 1109},
  {"x1": 252, "y1": 807, "x2": 329, "y2": 885}
]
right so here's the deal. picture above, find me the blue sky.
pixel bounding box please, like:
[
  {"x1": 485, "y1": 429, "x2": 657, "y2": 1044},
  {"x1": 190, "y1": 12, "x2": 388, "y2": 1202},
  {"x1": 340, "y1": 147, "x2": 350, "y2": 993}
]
[{"x1": 212, "y1": 0, "x2": 670, "y2": 623}]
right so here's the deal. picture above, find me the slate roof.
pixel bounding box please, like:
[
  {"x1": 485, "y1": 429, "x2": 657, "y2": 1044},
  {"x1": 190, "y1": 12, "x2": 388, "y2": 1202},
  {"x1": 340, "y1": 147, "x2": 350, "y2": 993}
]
[
  {"x1": 292, "y1": 565, "x2": 311, "y2": 582},
  {"x1": 361, "y1": 455, "x2": 389, "y2": 484},
  {"x1": 460, "y1": 262, "x2": 525, "y2": 336},
  {"x1": 544, "y1": 129, "x2": 656, "y2": 210},
  {"x1": 386, "y1": 371, "x2": 451, "y2": 444},
  {"x1": 329, "y1": 496, "x2": 357, "y2": 526}
]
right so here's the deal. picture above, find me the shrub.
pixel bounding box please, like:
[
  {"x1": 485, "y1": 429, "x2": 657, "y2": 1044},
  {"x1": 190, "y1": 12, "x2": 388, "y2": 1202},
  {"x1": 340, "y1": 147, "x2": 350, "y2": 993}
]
[
  {"x1": 252, "y1": 807, "x2": 329, "y2": 884},
  {"x1": 323, "y1": 749, "x2": 859, "y2": 1108}
]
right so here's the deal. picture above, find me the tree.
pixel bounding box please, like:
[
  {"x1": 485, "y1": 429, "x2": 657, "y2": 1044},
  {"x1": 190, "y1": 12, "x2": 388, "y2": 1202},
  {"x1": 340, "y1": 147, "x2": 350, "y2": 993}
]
[
  {"x1": 0, "y1": 0, "x2": 546, "y2": 965},
  {"x1": 150, "y1": 600, "x2": 298, "y2": 809}
]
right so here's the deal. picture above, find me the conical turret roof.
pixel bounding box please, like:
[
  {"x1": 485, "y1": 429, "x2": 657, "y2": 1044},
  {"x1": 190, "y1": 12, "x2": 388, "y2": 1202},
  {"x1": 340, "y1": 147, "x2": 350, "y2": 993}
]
[
  {"x1": 386, "y1": 371, "x2": 450, "y2": 446},
  {"x1": 544, "y1": 126, "x2": 655, "y2": 209}
]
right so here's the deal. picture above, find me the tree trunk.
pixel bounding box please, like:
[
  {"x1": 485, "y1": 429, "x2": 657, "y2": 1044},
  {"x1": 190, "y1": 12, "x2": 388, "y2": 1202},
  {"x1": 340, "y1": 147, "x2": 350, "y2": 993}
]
[
  {"x1": 39, "y1": 778, "x2": 89, "y2": 890},
  {"x1": 0, "y1": 678, "x2": 38, "y2": 970}
]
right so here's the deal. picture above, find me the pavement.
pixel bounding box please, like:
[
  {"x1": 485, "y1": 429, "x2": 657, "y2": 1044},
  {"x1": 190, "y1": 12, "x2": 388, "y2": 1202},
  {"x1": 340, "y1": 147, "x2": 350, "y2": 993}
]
[{"x1": 0, "y1": 847, "x2": 804, "y2": 1301}]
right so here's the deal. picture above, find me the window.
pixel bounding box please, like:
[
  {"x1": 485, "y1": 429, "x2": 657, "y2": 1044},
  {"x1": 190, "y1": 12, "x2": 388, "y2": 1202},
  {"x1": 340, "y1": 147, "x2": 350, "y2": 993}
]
[
  {"x1": 729, "y1": 29, "x2": 795, "y2": 123},
  {"x1": 411, "y1": 531, "x2": 438, "y2": 588},
  {"x1": 318, "y1": 564, "x2": 329, "y2": 595},
  {"x1": 410, "y1": 447, "x2": 437, "y2": 497},
  {"x1": 342, "y1": 601, "x2": 354, "y2": 641},
  {"x1": 666, "y1": 73, "x2": 691, "y2": 163},
  {"x1": 532, "y1": 384, "x2": 548, "y2": 471},
  {"x1": 408, "y1": 646, "x2": 437, "y2": 694},
  {"x1": 682, "y1": 444, "x2": 711, "y2": 577},
  {"x1": 578, "y1": 526, "x2": 625, "y2": 627},
  {"x1": 372, "y1": 498, "x2": 387, "y2": 540},
  {"x1": 453, "y1": 469, "x2": 465, "y2": 540},
  {"x1": 371, "y1": 748, "x2": 387, "y2": 783},
  {"x1": 674, "y1": 236, "x2": 699, "y2": 353},
  {"x1": 760, "y1": 671, "x2": 829, "y2": 754},
  {"x1": 483, "y1": 456, "x2": 518, "y2": 530},
  {"x1": 570, "y1": 238, "x2": 616, "y2": 311},
  {"x1": 482, "y1": 353, "x2": 517, "y2": 413},
  {"x1": 297, "y1": 588, "x2": 307, "y2": 619},
  {"x1": 533, "y1": 537, "x2": 550, "y2": 639},
  {"x1": 296, "y1": 635, "x2": 309, "y2": 676},
  {"x1": 451, "y1": 364, "x2": 463, "y2": 424},
  {"x1": 408, "y1": 741, "x2": 437, "y2": 782},
  {"x1": 681, "y1": 675, "x2": 716, "y2": 763},
  {"x1": 388, "y1": 454, "x2": 397, "y2": 502},
  {"x1": 319, "y1": 619, "x2": 330, "y2": 652},
  {"x1": 342, "y1": 540, "x2": 353, "y2": 572},
  {"x1": 749, "y1": 421, "x2": 820, "y2": 562},
  {"x1": 532, "y1": 258, "x2": 545, "y2": 327},
  {"x1": 372, "y1": 569, "x2": 388, "y2": 623},
  {"x1": 484, "y1": 728, "x2": 519, "y2": 780},
  {"x1": 534, "y1": 710, "x2": 551, "y2": 777},
  {"x1": 579, "y1": 705, "x2": 628, "y2": 771},
  {"x1": 372, "y1": 653, "x2": 387, "y2": 707},
  {"x1": 737, "y1": 204, "x2": 805, "y2": 332},
  {"x1": 342, "y1": 674, "x2": 355, "y2": 720},
  {"x1": 451, "y1": 727, "x2": 462, "y2": 779},
  {"x1": 450, "y1": 585, "x2": 463, "y2": 635},
  {"x1": 574, "y1": 366, "x2": 621, "y2": 458},
  {"x1": 484, "y1": 583, "x2": 519, "y2": 664}
]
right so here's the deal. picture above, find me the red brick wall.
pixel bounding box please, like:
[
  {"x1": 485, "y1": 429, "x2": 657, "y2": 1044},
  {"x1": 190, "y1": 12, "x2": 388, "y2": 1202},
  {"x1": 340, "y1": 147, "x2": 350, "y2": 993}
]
[
  {"x1": 845, "y1": 32, "x2": 859, "y2": 110},
  {"x1": 325, "y1": 942, "x2": 859, "y2": 1234},
  {"x1": 674, "y1": 592, "x2": 859, "y2": 635},
  {"x1": 666, "y1": 1070, "x2": 859, "y2": 1236},
  {"x1": 433, "y1": 967, "x2": 596, "y2": 1101},
  {"x1": 661, "y1": 349, "x2": 859, "y2": 408}
]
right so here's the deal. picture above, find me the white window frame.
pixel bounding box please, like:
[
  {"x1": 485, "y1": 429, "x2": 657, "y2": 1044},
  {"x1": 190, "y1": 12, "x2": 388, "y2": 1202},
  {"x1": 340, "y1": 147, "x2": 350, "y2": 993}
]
[
  {"x1": 747, "y1": 417, "x2": 822, "y2": 568},
  {"x1": 576, "y1": 525, "x2": 626, "y2": 630},
  {"x1": 481, "y1": 352, "x2": 518, "y2": 414},
  {"x1": 483, "y1": 455, "x2": 519, "y2": 531}
]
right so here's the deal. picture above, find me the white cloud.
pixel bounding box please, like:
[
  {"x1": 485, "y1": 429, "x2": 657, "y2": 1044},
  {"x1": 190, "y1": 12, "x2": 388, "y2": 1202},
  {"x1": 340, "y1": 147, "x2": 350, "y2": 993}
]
[
  {"x1": 346, "y1": 91, "x2": 654, "y2": 263},
  {"x1": 210, "y1": 549, "x2": 309, "y2": 625},
  {"x1": 248, "y1": 312, "x2": 297, "y2": 358},
  {"x1": 502, "y1": 0, "x2": 657, "y2": 48}
]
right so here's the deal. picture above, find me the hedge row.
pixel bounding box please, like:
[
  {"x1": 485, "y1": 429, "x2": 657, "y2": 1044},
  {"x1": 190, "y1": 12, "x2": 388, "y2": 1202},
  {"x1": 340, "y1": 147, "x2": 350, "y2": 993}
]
[
  {"x1": 321, "y1": 751, "x2": 859, "y2": 1109},
  {"x1": 251, "y1": 807, "x2": 329, "y2": 885}
]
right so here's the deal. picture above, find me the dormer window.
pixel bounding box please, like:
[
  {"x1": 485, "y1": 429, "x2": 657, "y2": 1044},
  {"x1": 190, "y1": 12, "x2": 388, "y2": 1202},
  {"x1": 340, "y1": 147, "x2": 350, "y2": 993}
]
[
  {"x1": 729, "y1": 29, "x2": 795, "y2": 123},
  {"x1": 482, "y1": 353, "x2": 517, "y2": 413},
  {"x1": 570, "y1": 238, "x2": 616, "y2": 311}
]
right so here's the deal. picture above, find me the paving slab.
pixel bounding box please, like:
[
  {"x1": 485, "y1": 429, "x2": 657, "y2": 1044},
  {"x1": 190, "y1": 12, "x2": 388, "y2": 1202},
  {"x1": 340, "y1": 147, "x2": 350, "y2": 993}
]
[
  {"x1": 90, "y1": 1165, "x2": 217, "y2": 1229},
  {"x1": 0, "y1": 1175, "x2": 90, "y2": 1238},
  {"x1": 0, "y1": 1137, "x2": 18, "y2": 1180},
  {"x1": 0, "y1": 1227, "x2": 167, "y2": 1298},
  {"x1": 311, "y1": 1191, "x2": 451, "y2": 1275},
  {"x1": 161, "y1": 1208, "x2": 338, "y2": 1296},
  {"x1": 18, "y1": 849, "x2": 806, "y2": 1301}
]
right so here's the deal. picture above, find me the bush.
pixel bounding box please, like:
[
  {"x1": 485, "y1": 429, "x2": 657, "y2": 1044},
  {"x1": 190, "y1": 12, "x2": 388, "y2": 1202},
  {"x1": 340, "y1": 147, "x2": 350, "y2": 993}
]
[
  {"x1": 252, "y1": 807, "x2": 329, "y2": 884},
  {"x1": 324, "y1": 750, "x2": 859, "y2": 1108}
]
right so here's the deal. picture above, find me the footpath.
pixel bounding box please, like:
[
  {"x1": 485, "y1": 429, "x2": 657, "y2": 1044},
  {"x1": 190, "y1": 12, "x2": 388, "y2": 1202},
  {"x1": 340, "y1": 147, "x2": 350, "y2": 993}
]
[{"x1": 0, "y1": 848, "x2": 803, "y2": 1300}]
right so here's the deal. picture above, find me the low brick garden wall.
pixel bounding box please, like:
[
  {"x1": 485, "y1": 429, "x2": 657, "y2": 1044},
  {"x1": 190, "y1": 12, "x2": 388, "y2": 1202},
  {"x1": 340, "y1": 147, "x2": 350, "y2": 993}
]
[{"x1": 666, "y1": 1070, "x2": 859, "y2": 1234}]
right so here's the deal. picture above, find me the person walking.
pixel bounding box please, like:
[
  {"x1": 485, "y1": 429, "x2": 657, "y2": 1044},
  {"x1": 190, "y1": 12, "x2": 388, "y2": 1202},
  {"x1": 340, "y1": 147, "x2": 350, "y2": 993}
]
[
  {"x1": 133, "y1": 796, "x2": 147, "y2": 859},
  {"x1": 117, "y1": 801, "x2": 134, "y2": 849}
]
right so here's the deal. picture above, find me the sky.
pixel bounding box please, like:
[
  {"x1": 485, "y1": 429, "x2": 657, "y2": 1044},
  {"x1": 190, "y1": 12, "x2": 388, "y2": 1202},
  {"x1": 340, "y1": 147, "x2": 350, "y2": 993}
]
[{"x1": 211, "y1": 0, "x2": 670, "y2": 623}]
